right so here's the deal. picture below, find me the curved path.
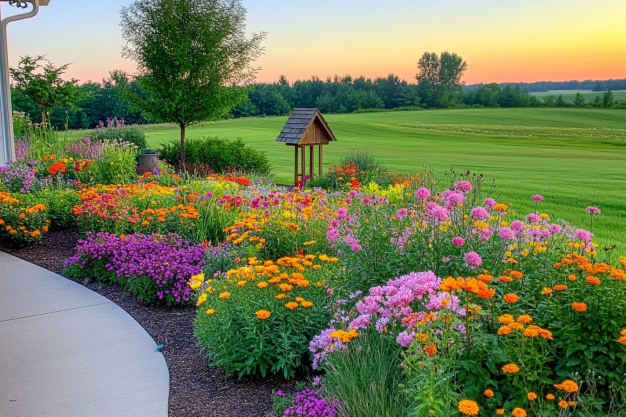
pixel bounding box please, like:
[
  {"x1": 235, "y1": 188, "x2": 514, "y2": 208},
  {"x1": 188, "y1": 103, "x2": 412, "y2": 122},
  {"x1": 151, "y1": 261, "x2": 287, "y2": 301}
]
[{"x1": 0, "y1": 252, "x2": 169, "y2": 417}]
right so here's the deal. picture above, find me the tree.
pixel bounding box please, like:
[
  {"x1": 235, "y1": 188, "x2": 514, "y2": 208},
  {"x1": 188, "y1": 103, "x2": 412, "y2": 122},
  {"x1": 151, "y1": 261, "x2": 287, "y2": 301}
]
[
  {"x1": 602, "y1": 90, "x2": 615, "y2": 108},
  {"x1": 10, "y1": 55, "x2": 85, "y2": 125},
  {"x1": 555, "y1": 94, "x2": 566, "y2": 108},
  {"x1": 573, "y1": 92, "x2": 586, "y2": 108},
  {"x1": 416, "y1": 52, "x2": 467, "y2": 108},
  {"x1": 120, "y1": 0, "x2": 266, "y2": 165}
]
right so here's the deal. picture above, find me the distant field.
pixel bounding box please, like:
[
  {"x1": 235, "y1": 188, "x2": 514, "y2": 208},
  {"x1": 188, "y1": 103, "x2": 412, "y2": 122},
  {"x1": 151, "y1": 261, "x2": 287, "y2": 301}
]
[
  {"x1": 145, "y1": 108, "x2": 626, "y2": 254},
  {"x1": 530, "y1": 89, "x2": 626, "y2": 103}
]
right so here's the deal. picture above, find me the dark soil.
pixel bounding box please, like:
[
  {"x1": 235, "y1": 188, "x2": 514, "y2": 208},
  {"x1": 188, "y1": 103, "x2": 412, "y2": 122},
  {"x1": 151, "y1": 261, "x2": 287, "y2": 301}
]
[{"x1": 2, "y1": 230, "x2": 305, "y2": 417}]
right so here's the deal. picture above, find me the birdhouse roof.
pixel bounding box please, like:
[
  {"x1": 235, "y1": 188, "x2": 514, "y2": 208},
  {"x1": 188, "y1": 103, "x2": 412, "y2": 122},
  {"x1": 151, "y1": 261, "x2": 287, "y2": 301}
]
[{"x1": 276, "y1": 108, "x2": 337, "y2": 145}]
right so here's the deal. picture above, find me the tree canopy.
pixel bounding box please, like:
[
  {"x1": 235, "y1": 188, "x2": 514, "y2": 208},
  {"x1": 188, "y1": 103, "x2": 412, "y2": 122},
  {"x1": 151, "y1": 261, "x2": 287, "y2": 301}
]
[{"x1": 120, "y1": 0, "x2": 265, "y2": 164}]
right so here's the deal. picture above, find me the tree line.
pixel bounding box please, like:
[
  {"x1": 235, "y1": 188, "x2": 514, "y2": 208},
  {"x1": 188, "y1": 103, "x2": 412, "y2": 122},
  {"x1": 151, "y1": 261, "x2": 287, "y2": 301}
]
[{"x1": 466, "y1": 79, "x2": 626, "y2": 93}]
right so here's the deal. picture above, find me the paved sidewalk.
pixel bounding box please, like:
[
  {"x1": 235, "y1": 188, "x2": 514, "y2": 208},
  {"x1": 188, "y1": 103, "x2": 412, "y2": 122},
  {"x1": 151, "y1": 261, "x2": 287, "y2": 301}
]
[{"x1": 0, "y1": 252, "x2": 169, "y2": 417}]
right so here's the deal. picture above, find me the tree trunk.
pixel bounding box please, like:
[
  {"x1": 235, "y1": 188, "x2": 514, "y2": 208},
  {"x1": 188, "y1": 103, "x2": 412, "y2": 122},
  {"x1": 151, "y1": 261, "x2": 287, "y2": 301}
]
[
  {"x1": 180, "y1": 124, "x2": 186, "y2": 170},
  {"x1": 41, "y1": 109, "x2": 46, "y2": 126}
]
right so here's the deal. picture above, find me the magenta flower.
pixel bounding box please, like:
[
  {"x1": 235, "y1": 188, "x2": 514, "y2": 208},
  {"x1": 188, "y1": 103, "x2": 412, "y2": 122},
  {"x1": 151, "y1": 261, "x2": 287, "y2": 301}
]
[
  {"x1": 336, "y1": 207, "x2": 348, "y2": 219},
  {"x1": 430, "y1": 205, "x2": 449, "y2": 221},
  {"x1": 532, "y1": 195, "x2": 544, "y2": 202},
  {"x1": 498, "y1": 227, "x2": 515, "y2": 240},
  {"x1": 525, "y1": 213, "x2": 541, "y2": 224},
  {"x1": 575, "y1": 228, "x2": 593, "y2": 242},
  {"x1": 396, "y1": 331, "x2": 415, "y2": 348},
  {"x1": 396, "y1": 208, "x2": 408, "y2": 219},
  {"x1": 455, "y1": 181, "x2": 472, "y2": 192},
  {"x1": 452, "y1": 236, "x2": 465, "y2": 246},
  {"x1": 463, "y1": 251, "x2": 483, "y2": 266},
  {"x1": 470, "y1": 206, "x2": 490, "y2": 220},
  {"x1": 586, "y1": 206, "x2": 601, "y2": 215},
  {"x1": 484, "y1": 198, "x2": 496, "y2": 209},
  {"x1": 415, "y1": 187, "x2": 431, "y2": 201},
  {"x1": 511, "y1": 220, "x2": 525, "y2": 231}
]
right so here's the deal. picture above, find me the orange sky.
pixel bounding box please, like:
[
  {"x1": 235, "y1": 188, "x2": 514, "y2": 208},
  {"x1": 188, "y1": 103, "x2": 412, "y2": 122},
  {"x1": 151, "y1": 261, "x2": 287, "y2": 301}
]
[{"x1": 4, "y1": 0, "x2": 625, "y2": 86}]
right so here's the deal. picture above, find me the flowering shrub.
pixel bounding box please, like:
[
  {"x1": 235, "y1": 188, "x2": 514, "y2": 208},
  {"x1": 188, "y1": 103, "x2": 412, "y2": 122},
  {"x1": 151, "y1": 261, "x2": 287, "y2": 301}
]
[
  {"x1": 0, "y1": 191, "x2": 48, "y2": 247},
  {"x1": 63, "y1": 232, "x2": 205, "y2": 305},
  {"x1": 192, "y1": 254, "x2": 339, "y2": 378}
]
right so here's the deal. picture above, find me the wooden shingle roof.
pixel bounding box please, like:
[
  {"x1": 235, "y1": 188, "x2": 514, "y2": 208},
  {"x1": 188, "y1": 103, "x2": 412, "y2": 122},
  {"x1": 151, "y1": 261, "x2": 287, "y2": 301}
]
[{"x1": 276, "y1": 108, "x2": 337, "y2": 145}]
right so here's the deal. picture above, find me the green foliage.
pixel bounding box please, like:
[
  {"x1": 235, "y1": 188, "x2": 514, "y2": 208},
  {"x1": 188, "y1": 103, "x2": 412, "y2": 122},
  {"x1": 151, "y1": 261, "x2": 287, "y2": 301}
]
[
  {"x1": 32, "y1": 189, "x2": 81, "y2": 230},
  {"x1": 92, "y1": 120, "x2": 148, "y2": 151},
  {"x1": 90, "y1": 139, "x2": 138, "y2": 185},
  {"x1": 12, "y1": 111, "x2": 31, "y2": 137},
  {"x1": 0, "y1": 192, "x2": 48, "y2": 248},
  {"x1": 193, "y1": 257, "x2": 337, "y2": 378},
  {"x1": 323, "y1": 328, "x2": 411, "y2": 417},
  {"x1": 158, "y1": 136, "x2": 271, "y2": 175},
  {"x1": 10, "y1": 56, "x2": 86, "y2": 125},
  {"x1": 120, "y1": 0, "x2": 265, "y2": 163}
]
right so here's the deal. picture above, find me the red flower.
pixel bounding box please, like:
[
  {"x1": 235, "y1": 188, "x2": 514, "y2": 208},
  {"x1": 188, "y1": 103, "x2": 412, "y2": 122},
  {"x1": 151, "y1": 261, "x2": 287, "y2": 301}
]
[{"x1": 49, "y1": 162, "x2": 67, "y2": 175}]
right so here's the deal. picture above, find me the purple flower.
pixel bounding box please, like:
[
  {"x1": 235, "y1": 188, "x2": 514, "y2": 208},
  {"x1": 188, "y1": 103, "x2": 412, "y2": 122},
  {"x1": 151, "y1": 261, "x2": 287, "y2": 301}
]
[
  {"x1": 484, "y1": 198, "x2": 496, "y2": 209},
  {"x1": 396, "y1": 208, "x2": 408, "y2": 219},
  {"x1": 575, "y1": 228, "x2": 593, "y2": 242},
  {"x1": 415, "y1": 187, "x2": 430, "y2": 201},
  {"x1": 463, "y1": 251, "x2": 483, "y2": 266},
  {"x1": 396, "y1": 331, "x2": 414, "y2": 348},
  {"x1": 452, "y1": 236, "x2": 465, "y2": 246},
  {"x1": 511, "y1": 220, "x2": 525, "y2": 231}
]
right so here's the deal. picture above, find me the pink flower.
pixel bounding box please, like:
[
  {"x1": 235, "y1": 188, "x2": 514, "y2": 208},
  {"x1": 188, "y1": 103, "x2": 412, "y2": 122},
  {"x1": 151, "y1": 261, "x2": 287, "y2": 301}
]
[
  {"x1": 532, "y1": 195, "x2": 544, "y2": 201},
  {"x1": 455, "y1": 181, "x2": 472, "y2": 192},
  {"x1": 479, "y1": 228, "x2": 493, "y2": 241},
  {"x1": 396, "y1": 208, "x2": 408, "y2": 219},
  {"x1": 452, "y1": 236, "x2": 465, "y2": 246},
  {"x1": 549, "y1": 224, "x2": 562, "y2": 233},
  {"x1": 586, "y1": 206, "x2": 601, "y2": 215},
  {"x1": 463, "y1": 251, "x2": 483, "y2": 266},
  {"x1": 336, "y1": 207, "x2": 348, "y2": 219},
  {"x1": 415, "y1": 187, "x2": 430, "y2": 201},
  {"x1": 484, "y1": 198, "x2": 496, "y2": 209},
  {"x1": 498, "y1": 227, "x2": 515, "y2": 240},
  {"x1": 396, "y1": 331, "x2": 414, "y2": 348},
  {"x1": 430, "y1": 206, "x2": 449, "y2": 221},
  {"x1": 351, "y1": 243, "x2": 363, "y2": 252},
  {"x1": 326, "y1": 227, "x2": 339, "y2": 242},
  {"x1": 445, "y1": 191, "x2": 465, "y2": 206},
  {"x1": 362, "y1": 197, "x2": 371, "y2": 205},
  {"x1": 525, "y1": 213, "x2": 541, "y2": 224},
  {"x1": 575, "y1": 228, "x2": 593, "y2": 242},
  {"x1": 511, "y1": 220, "x2": 525, "y2": 231},
  {"x1": 327, "y1": 289, "x2": 333, "y2": 295},
  {"x1": 470, "y1": 206, "x2": 490, "y2": 220}
]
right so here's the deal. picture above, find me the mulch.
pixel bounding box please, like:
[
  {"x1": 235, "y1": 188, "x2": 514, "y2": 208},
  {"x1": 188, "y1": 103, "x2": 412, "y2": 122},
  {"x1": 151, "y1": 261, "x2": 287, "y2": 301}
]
[{"x1": 2, "y1": 230, "x2": 307, "y2": 417}]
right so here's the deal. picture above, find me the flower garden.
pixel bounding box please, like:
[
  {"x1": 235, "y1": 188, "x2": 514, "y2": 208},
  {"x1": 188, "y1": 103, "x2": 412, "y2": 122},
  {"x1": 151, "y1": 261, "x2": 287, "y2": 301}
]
[{"x1": 2, "y1": 130, "x2": 626, "y2": 417}]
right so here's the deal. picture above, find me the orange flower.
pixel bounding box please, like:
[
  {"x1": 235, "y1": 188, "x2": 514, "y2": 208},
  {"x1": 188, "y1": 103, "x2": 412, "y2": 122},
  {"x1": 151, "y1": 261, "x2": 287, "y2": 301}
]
[
  {"x1": 516, "y1": 315, "x2": 532, "y2": 323},
  {"x1": 219, "y1": 292, "x2": 231, "y2": 299},
  {"x1": 458, "y1": 400, "x2": 479, "y2": 416},
  {"x1": 257, "y1": 281, "x2": 268, "y2": 289},
  {"x1": 618, "y1": 336, "x2": 626, "y2": 346},
  {"x1": 496, "y1": 409, "x2": 505, "y2": 415},
  {"x1": 255, "y1": 310, "x2": 271, "y2": 320},
  {"x1": 279, "y1": 283, "x2": 293, "y2": 292},
  {"x1": 571, "y1": 302, "x2": 587, "y2": 312},
  {"x1": 478, "y1": 274, "x2": 493, "y2": 283},
  {"x1": 585, "y1": 276, "x2": 601, "y2": 285},
  {"x1": 206, "y1": 309, "x2": 216, "y2": 315},
  {"x1": 509, "y1": 322, "x2": 524, "y2": 330},
  {"x1": 484, "y1": 389, "x2": 494, "y2": 398},
  {"x1": 553, "y1": 284, "x2": 568, "y2": 291},
  {"x1": 497, "y1": 326, "x2": 512, "y2": 336},
  {"x1": 527, "y1": 392, "x2": 537, "y2": 401},
  {"x1": 554, "y1": 380, "x2": 579, "y2": 393},
  {"x1": 301, "y1": 301, "x2": 313, "y2": 308},
  {"x1": 558, "y1": 400, "x2": 568, "y2": 409},
  {"x1": 478, "y1": 288, "x2": 495, "y2": 299},
  {"x1": 48, "y1": 162, "x2": 67, "y2": 175},
  {"x1": 567, "y1": 274, "x2": 577, "y2": 281},
  {"x1": 502, "y1": 363, "x2": 520, "y2": 374},
  {"x1": 498, "y1": 275, "x2": 513, "y2": 283},
  {"x1": 494, "y1": 204, "x2": 508, "y2": 212},
  {"x1": 510, "y1": 271, "x2": 523, "y2": 279},
  {"x1": 43, "y1": 226, "x2": 48, "y2": 232},
  {"x1": 498, "y1": 314, "x2": 514, "y2": 324},
  {"x1": 285, "y1": 302, "x2": 298, "y2": 310},
  {"x1": 512, "y1": 408, "x2": 527, "y2": 417},
  {"x1": 424, "y1": 343, "x2": 437, "y2": 357},
  {"x1": 546, "y1": 393, "x2": 555, "y2": 400},
  {"x1": 540, "y1": 287, "x2": 553, "y2": 295},
  {"x1": 503, "y1": 293, "x2": 519, "y2": 304}
]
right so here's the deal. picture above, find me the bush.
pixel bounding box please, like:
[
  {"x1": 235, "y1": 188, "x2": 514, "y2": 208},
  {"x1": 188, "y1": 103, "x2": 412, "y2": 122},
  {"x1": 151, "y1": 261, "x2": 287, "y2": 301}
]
[
  {"x1": 92, "y1": 118, "x2": 147, "y2": 151},
  {"x1": 0, "y1": 191, "x2": 49, "y2": 248},
  {"x1": 158, "y1": 136, "x2": 271, "y2": 175},
  {"x1": 34, "y1": 189, "x2": 81, "y2": 230},
  {"x1": 64, "y1": 232, "x2": 205, "y2": 305},
  {"x1": 192, "y1": 254, "x2": 339, "y2": 378}
]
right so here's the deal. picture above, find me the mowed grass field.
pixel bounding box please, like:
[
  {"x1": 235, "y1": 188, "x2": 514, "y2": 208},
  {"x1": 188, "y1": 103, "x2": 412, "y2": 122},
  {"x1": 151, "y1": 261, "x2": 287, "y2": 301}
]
[
  {"x1": 145, "y1": 108, "x2": 626, "y2": 254},
  {"x1": 530, "y1": 90, "x2": 626, "y2": 103}
]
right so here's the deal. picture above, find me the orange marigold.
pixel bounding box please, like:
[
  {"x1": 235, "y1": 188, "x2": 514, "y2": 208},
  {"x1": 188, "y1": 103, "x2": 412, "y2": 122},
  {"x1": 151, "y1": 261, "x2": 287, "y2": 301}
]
[
  {"x1": 498, "y1": 275, "x2": 514, "y2": 283},
  {"x1": 541, "y1": 287, "x2": 553, "y2": 295},
  {"x1": 527, "y1": 392, "x2": 537, "y2": 401},
  {"x1": 498, "y1": 314, "x2": 514, "y2": 324},
  {"x1": 255, "y1": 310, "x2": 271, "y2": 320},
  {"x1": 523, "y1": 328, "x2": 539, "y2": 338},
  {"x1": 498, "y1": 326, "x2": 512, "y2": 336},
  {"x1": 301, "y1": 301, "x2": 313, "y2": 308},
  {"x1": 503, "y1": 293, "x2": 519, "y2": 304},
  {"x1": 512, "y1": 407, "x2": 527, "y2": 417},
  {"x1": 619, "y1": 336, "x2": 626, "y2": 346},
  {"x1": 424, "y1": 343, "x2": 438, "y2": 357},
  {"x1": 219, "y1": 292, "x2": 230, "y2": 299},
  {"x1": 554, "y1": 380, "x2": 579, "y2": 393},
  {"x1": 484, "y1": 389, "x2": 494, "y2": 398},
  {"x1": 257, "y1": 281, "x2": 268, "y2": 289},
  {"x1": 517, "y1": 315, "x2": 533, "y2": 323},
  {"x1": 558, "y1": 400, "x2": 568, "y2": 409},
  {"x1": 571, "y1": 302, "x2": 587, "y2": 312},
  {"x1": 546, "y1": 393, "x2": 555, "y2": 400},
  {"x1": 502, "y1": 363, "x2": 520, "y2": 374},
  {"x1": 285, "y1": 302, "x2": 298, "y2": 310},
  {"x1": 567, "y1": 274, "x2": 577, "y2": 281},
  {"x1": 585, "y1": 276, "x2": 601, "y2": 285},
  {"x1": 510, "y1": 271, "x2": 523, "y2": 279},
  {"x1": 496, "y1": 409, "x2": 505, "y2": 415},
  {"x1": 458, "y1": 400, "x2": 480, "y2": 416},
  {"x1": 554, "y1": 284, "x2": 568, "y2": 291}
]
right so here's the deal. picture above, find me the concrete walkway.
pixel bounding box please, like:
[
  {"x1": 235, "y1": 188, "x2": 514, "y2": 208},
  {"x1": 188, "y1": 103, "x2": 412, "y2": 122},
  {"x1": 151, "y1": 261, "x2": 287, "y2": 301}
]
[{"x1": 0, "y1": 252, "x2": 169, "y2": 417}]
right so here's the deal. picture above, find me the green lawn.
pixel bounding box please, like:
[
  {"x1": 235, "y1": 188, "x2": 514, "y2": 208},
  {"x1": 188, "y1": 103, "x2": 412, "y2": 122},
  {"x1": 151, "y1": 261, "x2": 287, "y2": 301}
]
[
  {"x1": 145, "y1": 108, "x2": 626, "y2": 255},
  {"x1": 530, "y1": 90, "x2": 626, "y2": 103}
]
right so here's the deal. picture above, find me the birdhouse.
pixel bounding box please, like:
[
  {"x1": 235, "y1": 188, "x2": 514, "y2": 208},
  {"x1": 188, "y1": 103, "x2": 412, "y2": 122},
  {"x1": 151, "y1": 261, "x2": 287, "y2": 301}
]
[
  {"x1": 276, "y1": 108, "x2": 337, "y2": 186},
  {"x1": 0, "y1": 0, "x2": 50, "y2": 5}
]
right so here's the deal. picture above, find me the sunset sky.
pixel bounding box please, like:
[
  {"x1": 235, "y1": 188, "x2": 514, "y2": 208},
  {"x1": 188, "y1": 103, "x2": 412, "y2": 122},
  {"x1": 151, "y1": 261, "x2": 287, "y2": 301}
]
[{"x1": 3, "y1": 0, "x2": 625, "y2": 86}]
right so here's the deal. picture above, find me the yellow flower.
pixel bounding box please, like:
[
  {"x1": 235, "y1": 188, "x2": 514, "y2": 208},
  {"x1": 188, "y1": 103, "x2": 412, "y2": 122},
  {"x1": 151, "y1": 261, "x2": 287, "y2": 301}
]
[
  {"x1": 502, "y1": 363, "x2": 520, "y2": 374},
  {"x1": 237, "y1": 281, "x2": 246, "y2": 287},
  {"x1": 257, "y1": 281, "x2": 268, "y2": 289},
  {"x1": 458, "y1": 400, "x2": 479, "y2": 416},
  {"x1": 301, "y1": 301, "x2": 313, "y2": 308},
  {"x1": 285, "y1": 302, "x2": 298, "y2": 310},
  {"x1": 206, "y1": 309, "x2": 216, "y2": 315},
  {"x1": 219, "y1": 292, "x2": 231, "y2": 299},
  {"x1": 196, "y1": 293, "x2": 207, "y2": 306},
  {"x1": 275, "y1": 294, "x2": 287, "y2": 300},
  {"x1": 540, "y1": 287, "x2": 553, "y2": 295},
  {"x1": 255, "y1": 310, "x2": 271, "y2": 320}
]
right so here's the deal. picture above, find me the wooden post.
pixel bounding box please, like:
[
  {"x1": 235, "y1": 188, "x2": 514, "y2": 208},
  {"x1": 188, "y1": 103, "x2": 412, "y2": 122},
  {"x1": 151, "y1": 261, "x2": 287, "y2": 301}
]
[
  {"x1": 309, "y1": 146, "x2": 314, "y2": 180},
  {"x1": 301, "y1": 146, "x2": 305, "y2": 186},
  {"x1": 294, "y1": 146, "x2": 298, "y2": 185},
  {"x1": 318, "y1": 145, "x2": 322, "y2": 177}
]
